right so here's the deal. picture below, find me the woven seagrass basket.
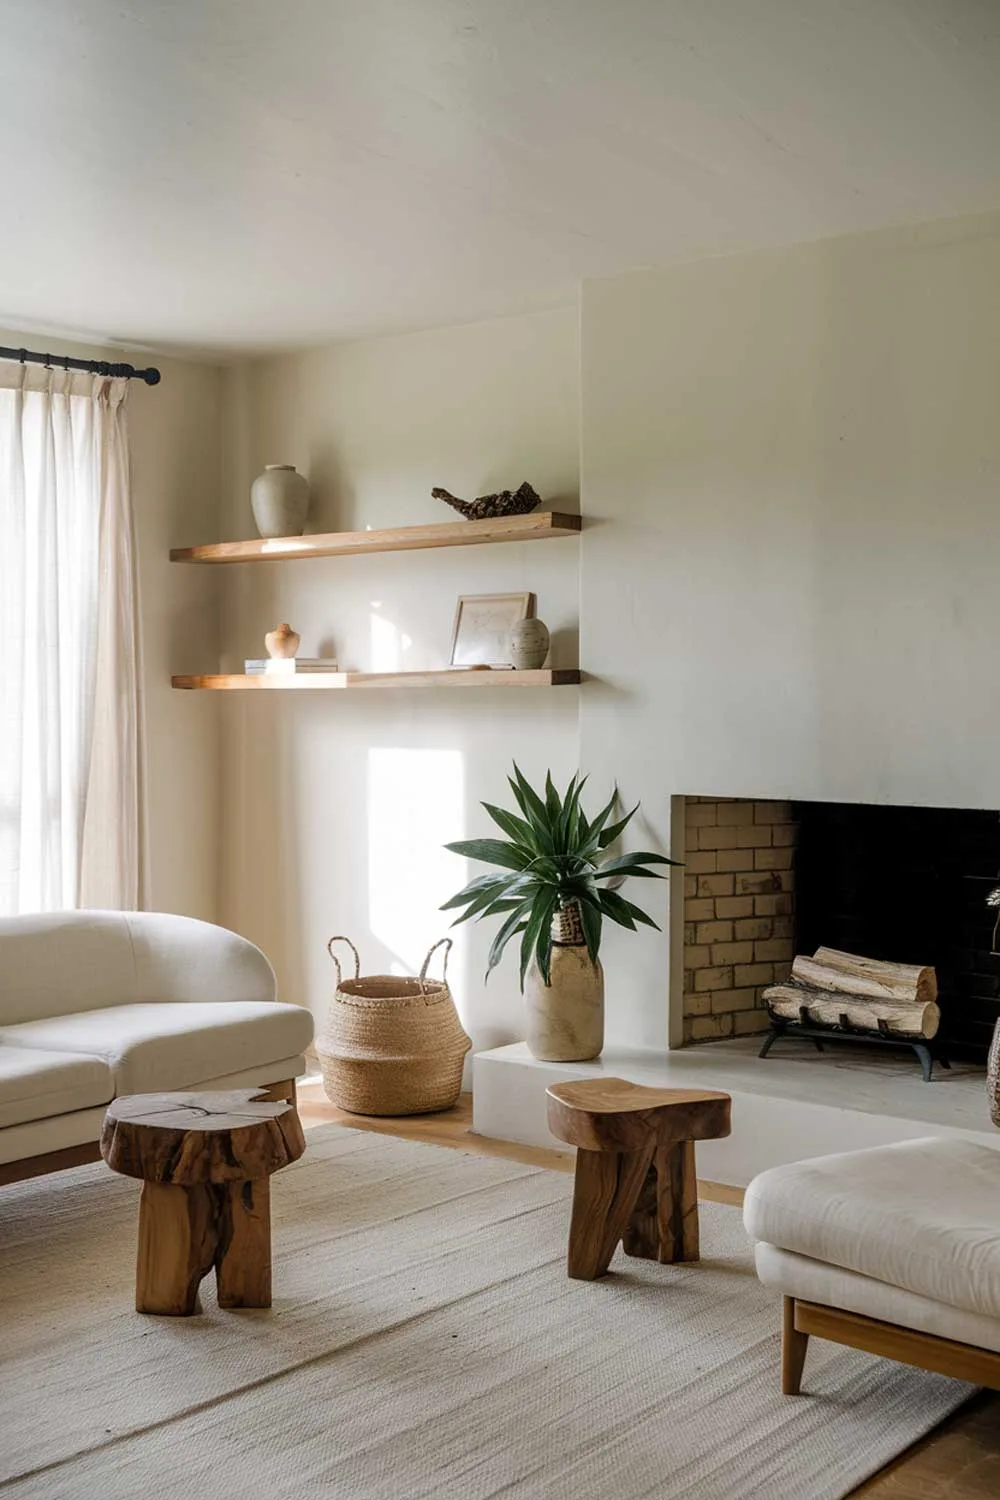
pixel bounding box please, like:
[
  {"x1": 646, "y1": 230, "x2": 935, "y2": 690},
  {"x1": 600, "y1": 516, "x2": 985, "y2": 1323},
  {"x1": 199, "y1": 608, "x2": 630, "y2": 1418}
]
[{"x1": 316, "y1": 936, "x2": 472, "y2": 1116}]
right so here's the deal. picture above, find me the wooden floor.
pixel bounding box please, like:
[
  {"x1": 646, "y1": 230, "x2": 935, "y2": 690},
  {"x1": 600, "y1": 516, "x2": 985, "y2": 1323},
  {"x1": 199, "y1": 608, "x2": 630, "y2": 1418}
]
[{"x1": 298, "y1": 1084, "x2": 999, "y2": 1499}]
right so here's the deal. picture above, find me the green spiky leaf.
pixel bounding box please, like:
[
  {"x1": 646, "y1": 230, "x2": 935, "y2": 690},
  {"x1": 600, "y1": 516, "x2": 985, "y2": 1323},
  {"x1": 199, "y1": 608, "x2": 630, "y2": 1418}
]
[
  {"x1": 481, "y1": 802, "x2": 537, "y2": 850},
  {"x1": 577, "y1": 895, "x2": 603, "y2": 966},
  {"x1": 596, "y1": 804, "x2": 638, "y2": 850},
  {"x1": 520, "y1": 886, "x2": 558, "y2": 990},
  {"x1": 444, "y1": 838, "x2": 532, "y2": 871},
  {"x1": 599, "y1": 887, "x2": 661, "y2": 931},
  {"x1": 486, "y1": 907, "x2": 530, "y2": 976}
]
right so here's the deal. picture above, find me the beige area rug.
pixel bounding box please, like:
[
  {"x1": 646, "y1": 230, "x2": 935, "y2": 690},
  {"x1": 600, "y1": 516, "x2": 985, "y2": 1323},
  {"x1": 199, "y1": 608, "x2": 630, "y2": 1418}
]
[{"x1": 0, "y1": 1125, "x2": 973, "y2": 1500}]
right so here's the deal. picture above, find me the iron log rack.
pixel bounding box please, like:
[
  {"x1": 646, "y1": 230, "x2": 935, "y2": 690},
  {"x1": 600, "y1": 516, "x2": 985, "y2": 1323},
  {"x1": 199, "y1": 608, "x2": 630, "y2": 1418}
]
[{"x1": 758, "y1": 1003, "x2": 951, "y2": 1083}]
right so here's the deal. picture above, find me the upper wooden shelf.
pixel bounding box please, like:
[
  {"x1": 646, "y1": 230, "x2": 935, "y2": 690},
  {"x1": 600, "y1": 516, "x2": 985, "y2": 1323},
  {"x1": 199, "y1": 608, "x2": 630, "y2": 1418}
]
[
  {"x1": 170, "y1": 510, "x2": 582, "y2": 564},
  {"x1": 172, "y1": 669, "x2": 580, "y2": 691}
]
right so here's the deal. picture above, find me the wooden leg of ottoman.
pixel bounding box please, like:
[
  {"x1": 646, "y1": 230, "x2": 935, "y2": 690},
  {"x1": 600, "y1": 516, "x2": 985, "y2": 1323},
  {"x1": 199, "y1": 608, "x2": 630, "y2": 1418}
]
[
  {"x1": 136, "y1": 1182, "x2": 217, "y2": 1316},
  {"x1": 214, "y1": 1178, "x2": 272, "y2": 1310},
  {"x1": 567, "y1": 1143, "x2": 655, "y2": 1280},
  {"x1": 782, "y1": 1297, "x2": 810, "y2": 1395}
]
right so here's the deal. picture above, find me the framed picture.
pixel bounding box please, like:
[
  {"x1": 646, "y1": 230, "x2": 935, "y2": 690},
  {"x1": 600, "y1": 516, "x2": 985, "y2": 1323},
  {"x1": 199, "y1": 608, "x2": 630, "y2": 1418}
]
[{"x1": 450, "y1": 592, "x2": 534, "y2": 668}]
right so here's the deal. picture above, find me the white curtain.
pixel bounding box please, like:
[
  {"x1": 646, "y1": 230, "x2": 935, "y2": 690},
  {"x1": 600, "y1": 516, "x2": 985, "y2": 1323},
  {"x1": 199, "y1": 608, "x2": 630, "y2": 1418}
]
[{"x1": 0, "y1": 365, "x2": 144, "y2": 914}]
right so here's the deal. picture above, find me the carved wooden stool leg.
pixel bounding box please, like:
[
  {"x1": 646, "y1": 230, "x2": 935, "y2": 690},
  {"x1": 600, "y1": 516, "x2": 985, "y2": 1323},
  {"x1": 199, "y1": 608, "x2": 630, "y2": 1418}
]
[
  {"x1": 214, "y1": 1178, "x2": 272, "y2": 1309},
  {"x1": 136, "y1": 1182, "x2": 217, "y2": 1316},
  {"x1": 623, "y1": 1141, "x2": 700, "y2": 1263},
  {"x1": 567, "y1": 1143, "x2": 655, "y2": 1280},
  {"x1": 656, "y1": 1139, "x2": 700, "y2": 1263},
  {"x1": 622, "y1": 1155, "x2": 660, "y2": 1261}
]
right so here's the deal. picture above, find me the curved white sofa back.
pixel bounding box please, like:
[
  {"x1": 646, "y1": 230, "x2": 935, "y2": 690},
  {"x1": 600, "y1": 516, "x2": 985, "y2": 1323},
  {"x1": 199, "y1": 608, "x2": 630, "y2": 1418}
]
[{"x1": 0, "y1": 911, "x2": 276, "y2": 1026}]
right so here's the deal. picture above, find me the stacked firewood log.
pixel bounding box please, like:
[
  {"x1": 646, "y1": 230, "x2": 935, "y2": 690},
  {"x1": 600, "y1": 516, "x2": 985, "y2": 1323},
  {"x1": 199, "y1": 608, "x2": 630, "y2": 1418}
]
[{"x1": 762, "y1": 947, "x2": 940, "y2": 1040}]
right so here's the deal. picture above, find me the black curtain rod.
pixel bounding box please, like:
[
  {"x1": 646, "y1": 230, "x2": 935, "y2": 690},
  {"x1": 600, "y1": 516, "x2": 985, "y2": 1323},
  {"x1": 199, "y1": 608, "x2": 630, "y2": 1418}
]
[{"x1": 0, "y1": 343, "x2": 160, "y2": 385}]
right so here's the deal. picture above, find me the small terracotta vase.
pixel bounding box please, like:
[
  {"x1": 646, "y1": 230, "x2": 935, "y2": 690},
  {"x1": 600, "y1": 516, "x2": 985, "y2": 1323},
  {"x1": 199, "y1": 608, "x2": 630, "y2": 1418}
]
[{"x1": 265, "y1": 623, "x2": 300, "y2": 659}]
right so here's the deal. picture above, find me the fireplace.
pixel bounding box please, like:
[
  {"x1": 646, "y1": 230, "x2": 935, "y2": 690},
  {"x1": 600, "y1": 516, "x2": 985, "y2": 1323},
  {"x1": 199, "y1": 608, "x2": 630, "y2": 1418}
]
[{"x1": 679, "y1": 796, "x2": 1000, "y2": 1064}]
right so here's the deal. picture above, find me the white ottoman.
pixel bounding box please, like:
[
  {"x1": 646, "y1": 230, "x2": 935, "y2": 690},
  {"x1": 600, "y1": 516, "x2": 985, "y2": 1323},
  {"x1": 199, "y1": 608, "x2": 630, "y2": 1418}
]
[{"x1": 744, "y1": 1137, "x2": 1000, "y2": 1394}]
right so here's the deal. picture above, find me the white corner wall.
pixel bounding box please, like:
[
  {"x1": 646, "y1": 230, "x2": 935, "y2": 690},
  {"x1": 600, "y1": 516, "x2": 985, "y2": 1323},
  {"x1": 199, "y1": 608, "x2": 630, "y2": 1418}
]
[
  {"x1": 217, "y1": 307, "x2": 581, "y2": 1042},
  {"x1": 580, "y1": 210, "x2": 1000, "y2": 1051},
  {"x1": 129, "y1": 356, "x2": 224, "y2": 918}
]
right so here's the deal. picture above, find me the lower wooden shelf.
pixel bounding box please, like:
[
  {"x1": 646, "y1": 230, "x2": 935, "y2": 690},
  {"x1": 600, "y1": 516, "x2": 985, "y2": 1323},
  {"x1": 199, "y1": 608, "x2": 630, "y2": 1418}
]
[{"x1": 171, "y1": 669, "x2": 581, "y2": 691}]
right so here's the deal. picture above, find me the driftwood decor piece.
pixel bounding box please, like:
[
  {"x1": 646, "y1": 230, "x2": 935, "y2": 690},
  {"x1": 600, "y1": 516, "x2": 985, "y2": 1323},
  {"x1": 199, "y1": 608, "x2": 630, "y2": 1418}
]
[
  {"x1": 101, "y1": 1088, "x2": 305, "y2": 1316},
  {"x1": 432, "y1": 481, "x2": 541, "y2": 521}
]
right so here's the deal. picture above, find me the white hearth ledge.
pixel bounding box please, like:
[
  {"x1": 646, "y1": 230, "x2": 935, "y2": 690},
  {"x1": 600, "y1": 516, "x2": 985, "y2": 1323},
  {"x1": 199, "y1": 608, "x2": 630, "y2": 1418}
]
[{"x1": 472, "y1": 1039, "x2": 999, "y2": 1187}]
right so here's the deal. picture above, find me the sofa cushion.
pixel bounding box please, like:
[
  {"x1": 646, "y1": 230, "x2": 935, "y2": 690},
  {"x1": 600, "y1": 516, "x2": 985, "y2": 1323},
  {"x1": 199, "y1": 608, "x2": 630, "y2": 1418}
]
[
  {"x1": 0, "y1": 1002, "x2": 314, "y2": 1096},
  {"x1": 743, "y1": 1136, "x2": 1000, "y2": 1322},
  {"x1": 0, "y1": 1045, "x2": 113, "y2": 1130}
]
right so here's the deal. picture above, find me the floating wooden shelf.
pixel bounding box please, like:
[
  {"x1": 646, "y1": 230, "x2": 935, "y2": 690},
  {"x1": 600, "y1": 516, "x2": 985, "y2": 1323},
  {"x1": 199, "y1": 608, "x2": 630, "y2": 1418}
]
[
  {"x1": 170, "y1": 511, "x2": 582, "y2": 564},
  {"x1": 172, "y1": 669, "x2": 581, "y2": 691}
]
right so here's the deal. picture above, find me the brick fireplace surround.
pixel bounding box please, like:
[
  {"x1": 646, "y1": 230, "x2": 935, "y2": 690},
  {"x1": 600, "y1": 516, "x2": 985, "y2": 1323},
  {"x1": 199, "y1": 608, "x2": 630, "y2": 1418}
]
[{"x1": 682, "y1": 798, "x2": 798, "y2": 1044}]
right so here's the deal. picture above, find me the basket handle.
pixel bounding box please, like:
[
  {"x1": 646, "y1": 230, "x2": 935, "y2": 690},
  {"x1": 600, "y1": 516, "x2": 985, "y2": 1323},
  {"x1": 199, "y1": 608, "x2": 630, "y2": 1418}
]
[
  {"x1": 419, "y1": 937, "x2": 453, "y2": 990},
  {"x1": 326, "y1": 935, "x2": 361, "y2": 988}
]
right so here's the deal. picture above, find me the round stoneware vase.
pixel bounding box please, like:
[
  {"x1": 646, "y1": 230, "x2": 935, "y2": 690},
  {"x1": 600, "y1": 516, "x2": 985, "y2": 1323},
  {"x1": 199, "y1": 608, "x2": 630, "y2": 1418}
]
[
  {"x1": 524, "y1": 903, "x2": 604, "y2": 1062},
  {"x1": 509, "y1": 617, "x2": 550, "y2": 670},
  {"x1": 251, "y1": 464, "x2": 310, "y2": 538}
]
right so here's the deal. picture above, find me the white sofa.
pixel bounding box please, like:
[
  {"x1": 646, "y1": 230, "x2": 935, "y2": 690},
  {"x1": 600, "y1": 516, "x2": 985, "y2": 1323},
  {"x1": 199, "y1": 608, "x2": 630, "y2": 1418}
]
[{"x1": 0, "y1": 911, "x2": 314, "y2": 1184}]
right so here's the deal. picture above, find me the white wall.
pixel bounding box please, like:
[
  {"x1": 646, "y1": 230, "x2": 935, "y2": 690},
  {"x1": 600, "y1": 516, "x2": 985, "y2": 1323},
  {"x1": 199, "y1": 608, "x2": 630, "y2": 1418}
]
[
  {"x1": 580, "y1": 210, "x2": 1000, "y2": 1050},
  {"x1": 217, "y1": 307, "x2": 581, "y2": 1042},
  {"x1": 129, "y1": 358, "x2": 224, "y2": 917},
  {"x1": 0, "y1": 328, "x2": 224, "y2": 922}
]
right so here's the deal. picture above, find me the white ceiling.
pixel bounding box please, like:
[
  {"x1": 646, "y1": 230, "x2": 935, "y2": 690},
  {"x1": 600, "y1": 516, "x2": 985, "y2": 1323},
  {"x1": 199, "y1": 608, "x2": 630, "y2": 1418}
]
[{"x1": 1, "y1": 0, "x2": 999, "y2": 357}]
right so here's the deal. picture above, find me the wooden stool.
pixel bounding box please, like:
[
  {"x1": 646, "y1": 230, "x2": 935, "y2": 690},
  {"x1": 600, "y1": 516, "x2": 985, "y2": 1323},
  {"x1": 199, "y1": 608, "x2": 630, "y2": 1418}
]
[
  {"x1": 546, "y1": 1078, "x2": 731, "y2": 1280},
  {"x1": 101, "y1": 1088, "x2": 306, "y2": 1316}
]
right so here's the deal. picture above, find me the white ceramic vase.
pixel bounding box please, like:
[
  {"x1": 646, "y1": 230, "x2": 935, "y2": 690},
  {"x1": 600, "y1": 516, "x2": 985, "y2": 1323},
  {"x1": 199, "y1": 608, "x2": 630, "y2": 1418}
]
[
  {"x1": 524, "y1": 905, "x2": 604, "y2": 1062},
  {"x1": 251, "y1": 464, "x2": 310, "y2": 538},
  {"x1": 509, "y1": 617, "x2": 550, "y2": 670}
]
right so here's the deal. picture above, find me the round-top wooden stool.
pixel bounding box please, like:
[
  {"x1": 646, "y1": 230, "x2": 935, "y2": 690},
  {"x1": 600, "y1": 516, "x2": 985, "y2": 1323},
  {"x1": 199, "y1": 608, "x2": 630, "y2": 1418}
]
[
  {"x1": 101, "y1": 1088, "x2": 306, "y2": 1316},
  {"x1": 546, "y1": 1078, "x2": 731, "y2": 1281}
]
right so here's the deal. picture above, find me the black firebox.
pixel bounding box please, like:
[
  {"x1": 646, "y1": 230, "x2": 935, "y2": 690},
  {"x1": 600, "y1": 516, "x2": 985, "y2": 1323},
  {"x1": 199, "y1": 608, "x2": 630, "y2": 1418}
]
[{"x1": 794, "y1": 800, "x2": 1000, "y2": 1063}]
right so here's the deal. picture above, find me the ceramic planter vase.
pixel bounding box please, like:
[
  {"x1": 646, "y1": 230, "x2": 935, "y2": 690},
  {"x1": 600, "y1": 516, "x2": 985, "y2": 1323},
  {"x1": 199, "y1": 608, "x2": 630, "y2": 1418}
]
[
  {"x1": 524, "y1": 903, "x2": 604, "y2": 1062},
  {"x1": 251, "y1": 464, "x2": 310, "y2": 538},
  {"x1": 988, "y1": 1018, "x2": 1000, "y2": 1128}
]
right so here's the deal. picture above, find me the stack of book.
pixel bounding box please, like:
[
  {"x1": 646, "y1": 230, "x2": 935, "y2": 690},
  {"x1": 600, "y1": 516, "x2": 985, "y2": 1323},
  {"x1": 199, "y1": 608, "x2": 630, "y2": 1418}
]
[{"x1": 245, "y1": 658, "x2": 340, "y2": 676}]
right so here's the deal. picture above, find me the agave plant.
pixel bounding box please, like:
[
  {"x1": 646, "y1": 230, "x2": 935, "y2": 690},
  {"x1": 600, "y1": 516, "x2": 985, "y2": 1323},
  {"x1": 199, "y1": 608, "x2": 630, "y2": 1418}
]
[{"x1": 442, "y1": 764, "x2": 677, "y2": 990}]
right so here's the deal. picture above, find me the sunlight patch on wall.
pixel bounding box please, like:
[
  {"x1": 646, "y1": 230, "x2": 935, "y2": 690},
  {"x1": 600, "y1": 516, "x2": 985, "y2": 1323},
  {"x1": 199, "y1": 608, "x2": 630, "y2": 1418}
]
[
  {"x1": 367, "y1": 747, "x2": 465, "y2": 983},
  {"x1": 370, "y1": 603, "x2": 412, "y2": 673}
]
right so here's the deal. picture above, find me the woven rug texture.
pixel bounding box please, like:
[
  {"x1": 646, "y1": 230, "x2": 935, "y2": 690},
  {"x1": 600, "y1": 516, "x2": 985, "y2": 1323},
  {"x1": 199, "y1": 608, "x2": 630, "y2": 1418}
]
[{"x1": 0, "y1": 1124, "x2": 972, "y2": 1499}]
